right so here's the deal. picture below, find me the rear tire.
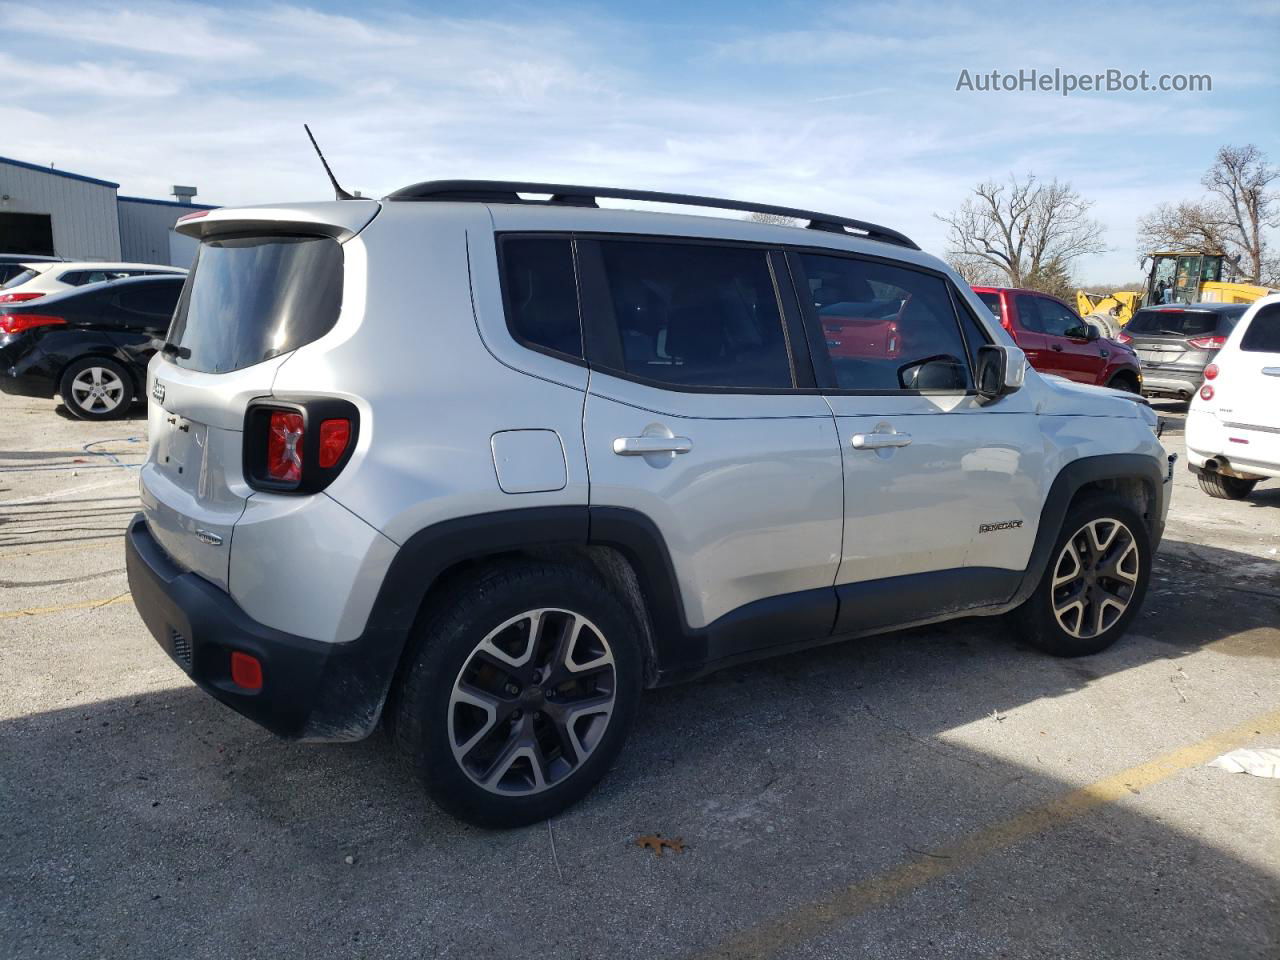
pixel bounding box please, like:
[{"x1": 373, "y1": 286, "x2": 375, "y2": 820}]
[
  {"x1": 59, "y1": 358, "x2": 134, "y2": 420},
  {"x1": 1197, "y1": 471, "x2": 1258, "y2": 500},
  {"x1": 1011, "y1": 495, "x2": 1151, "y2": 657},
  {"x1": 393, "y1": 560, "x2": 643, "y2": 828}
]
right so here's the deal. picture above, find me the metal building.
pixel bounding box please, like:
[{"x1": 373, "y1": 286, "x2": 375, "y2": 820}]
[{"x1": 0, "y1": 155, "x2": 215, "y2": 267}]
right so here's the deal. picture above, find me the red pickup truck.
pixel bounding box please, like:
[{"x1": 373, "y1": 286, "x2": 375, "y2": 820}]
[{"x1": 972, "y1": 287, "x2": 1142, "y2": 392}]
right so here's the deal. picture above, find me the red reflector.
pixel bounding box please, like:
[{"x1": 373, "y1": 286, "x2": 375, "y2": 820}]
[
  {"x1": 318, "y1": 418, "x2": 351, "y2": 468},
  {"x1": 1203, "y1": 363, "x2": 1219, "y2": 380},
  {"x1": 1229, "y1": 437, "x2": 1249, "y2": 444},
  {"x1": 0, "y1": 313, "x2": 67, "y2": 335},
  {"x1": 1199, "y1": 384, "x2": 1214, "y2": 401},
  {"x1": 1116, "y1": 331, "x2": 1133, "y2": 344},
  {"x1": 1187, "y1": 335, "x2": 1227, "y2": 349},
  {"x1": 177, "y1": 209, "x2": 210, "y2": 222},
  {"x1": 0, "y1": 292, "x2": 45, "y2": 304},
  {"x1": 230, "y1": 651, "x2": 263, "y2": 691},
  {"x1": 266, "y1": 411, "x2": 305, "y2": 484}
]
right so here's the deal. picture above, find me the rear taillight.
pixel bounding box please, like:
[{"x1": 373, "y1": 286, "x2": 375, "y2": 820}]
[
  {"x1": 1187, "y1": 335, "x2": 1227, "y2": 349},
  {"x1": 1203, "y1": 363, "x2": 1219, "y2": 380},
  {"x1": 0, "y1": 313, "x2": 66, "y2": 334},
  {"x1": 1116, "y1": 331, "x2": 1133, "y2": 344},
  {"x1": 266, "y1": 411, "x2": 304, "y2": 484},
  {"x1": 244, "y1": 399, "x2": 359, "y2": 494},
  {"x1": 1200, "y1": 384, "x2": 1214, "y2": 401},
  {"x1": 318, "y1": 419, "x2": 351, "y2": 468},
  {"x1": 0, "y1": 292, "x2": 45, "y2": 304}
]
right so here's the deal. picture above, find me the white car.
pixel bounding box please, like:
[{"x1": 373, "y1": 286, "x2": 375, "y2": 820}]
[
  {"x1": 1186, "y1": 294, "x2": 1280, "y2": 499},
  {"x1": 0, "y1": 260, "x2": 186, "y2": 303}
]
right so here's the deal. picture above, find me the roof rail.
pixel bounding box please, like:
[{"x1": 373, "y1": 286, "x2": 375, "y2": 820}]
[{"x1": 383, "y1": 180, "x2": 919, "y2": 250}]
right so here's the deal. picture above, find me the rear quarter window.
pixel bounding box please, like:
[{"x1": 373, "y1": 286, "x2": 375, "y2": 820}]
[
  {"x1": 167, "y1": 235, "x2": 343, "y2": 374},
  {"x1": 976, "y1": 292, "x2": 1003, "y2": 321},
  {"x1": 1239, "y1": 303, "x2": 1280, "y2": 353}
]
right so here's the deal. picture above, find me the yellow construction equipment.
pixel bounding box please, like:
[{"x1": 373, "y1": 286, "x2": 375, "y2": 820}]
[{"x1": 1076, "y1": 251, "x2": 1274, "y2": 335}]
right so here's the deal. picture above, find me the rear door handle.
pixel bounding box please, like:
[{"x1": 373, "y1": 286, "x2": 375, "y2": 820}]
[
  {"x1": 1263, "y1": 367, "x2": 1280, "y2": 378},
  {"x1": 851, "y1": 432, "x2": 912, "y2": 450},
  {"x1": 613, "y1": 436, "x2": 693, "y2": 456},
  {"x1": 1051, "y1": 344, "x2": 1064, "y2": 352}
]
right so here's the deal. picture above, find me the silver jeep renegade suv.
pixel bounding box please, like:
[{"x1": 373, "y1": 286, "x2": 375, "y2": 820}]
[{"x1": 126, "y1": 181, "x2": 1172, "y2": 826}]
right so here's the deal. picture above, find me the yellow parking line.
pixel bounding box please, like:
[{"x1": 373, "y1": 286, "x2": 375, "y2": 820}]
[
  {"x1": 696, "y1": 708, "x2": 1280, "y2": 960},
  {"x1": 0, "y1": 594, "x2": 133, "y2": 620}
]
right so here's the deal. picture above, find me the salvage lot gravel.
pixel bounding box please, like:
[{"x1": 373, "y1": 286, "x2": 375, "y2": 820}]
[{"x1": 1, "y1": 394, "x2": 1277, "y2": 960}]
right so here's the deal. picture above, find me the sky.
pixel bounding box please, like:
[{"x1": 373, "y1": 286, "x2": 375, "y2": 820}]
[{"x1": 2, "y1": 0, "x2": 1277, "y2": 283}]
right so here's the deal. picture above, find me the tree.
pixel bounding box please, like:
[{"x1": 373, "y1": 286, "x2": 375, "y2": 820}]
[
  {"x1": 936, "y1": 174, "x2": 1105, "y2": 288},
  {"x1": 945, "y1": 253, "x2": 1004, "y2": 286},
  {"x1": 1023, "y1": 258, "x2": 1076, "y2": 301},
  {"x1": 1137, "y1": 144, "x2": 1278, "y2": 283}
]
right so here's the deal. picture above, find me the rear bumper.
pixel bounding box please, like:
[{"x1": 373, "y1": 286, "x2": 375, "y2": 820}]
[
  {"x1": 125, "y1": 513, "x2": 400, "y2": 741},
  {"x1": 1140, "y1": 372, "x2": 1200, "y2": 398}
]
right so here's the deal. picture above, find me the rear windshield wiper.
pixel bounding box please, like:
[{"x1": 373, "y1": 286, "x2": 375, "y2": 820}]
[{"x1": 160, "y1": 340, "x2": 191, "y2": 360}]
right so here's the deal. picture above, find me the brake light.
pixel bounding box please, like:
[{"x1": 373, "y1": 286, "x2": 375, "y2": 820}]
[
  {"x1": 1204, "y1": 363, "x2": 1219, "y2": 380},
  {"x1": 177, "y1": 209, "x2": 210, "y2": 223},
  {"x1": 1187, "y1": 335, "x2": 1227, "y2": 349},
  {"x1": 230, "y1": 651, "x2": 263, "y2": 691},
  {"x1": 0, "y1": 292, "x2": 45, "y2": 304},
  {"x1": 0, "y1": 314, "x2": 66, "y2": 335},
  {"x1": 1200, "y1": 384, "x2": 1214, "y2": 401},
  {"x1": 1116, "y1": 332, "x2": 1133, "y2": 344},
  {"x1": 266, "y1": 411, "x2": 304, "y2": 484},
  {"x1": 318, "y1": 418, "x2": 351, "y2": 468}
]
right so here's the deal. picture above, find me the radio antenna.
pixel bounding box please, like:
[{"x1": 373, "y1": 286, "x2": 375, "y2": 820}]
[{"x1": 303, "y1": 123, "x2": 355, "y2": 200}]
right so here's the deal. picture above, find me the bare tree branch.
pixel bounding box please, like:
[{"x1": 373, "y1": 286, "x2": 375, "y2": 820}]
[{"x1": 936, "y1": 174, "x2": 1104, "y2": 288}]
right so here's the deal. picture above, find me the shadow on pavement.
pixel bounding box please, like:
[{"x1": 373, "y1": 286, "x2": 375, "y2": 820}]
[{"x1": 1, "y1": 538, "x2": 1277, "y2": 959}]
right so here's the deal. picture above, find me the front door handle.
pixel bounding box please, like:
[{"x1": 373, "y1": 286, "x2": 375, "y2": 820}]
[
  {"x1": 613, "y1": 436, "x2": 693, "y2": 456},
  {"x1": 1051, "y1": 344, "x2": 1064, "y2": 352},
  {"x1": 851, "y1": 432, "x2": 912, "y2": 450}
]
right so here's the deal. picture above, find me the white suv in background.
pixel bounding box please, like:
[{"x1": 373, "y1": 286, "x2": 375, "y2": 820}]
[
  {"x1": 125, "y1": 182, "x2": 1171, "y2": 826},
  {"x1": 0, "y1": 260, "x2": 186, "y2": 303},
  {"x1": 1187, "y1": 294, "x2": 1280, "y2": 499}
]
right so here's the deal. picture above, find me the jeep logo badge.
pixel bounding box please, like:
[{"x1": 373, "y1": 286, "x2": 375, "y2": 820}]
[{"x1": 152, "y1": 380, "x2": 166, "y2": 403}]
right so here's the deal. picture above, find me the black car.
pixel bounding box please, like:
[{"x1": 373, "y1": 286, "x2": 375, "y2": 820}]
[{"x1": 0, "y1": 274, "x2": 185, "y2": 420}]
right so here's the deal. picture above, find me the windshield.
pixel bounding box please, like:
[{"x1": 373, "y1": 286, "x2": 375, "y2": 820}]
[
  {"x1": 167, "y1": 235, "x2": 343, "y2": 374},
  {"x1": 1126, "y1": 307, "x2": 1243, "y2": 337}
]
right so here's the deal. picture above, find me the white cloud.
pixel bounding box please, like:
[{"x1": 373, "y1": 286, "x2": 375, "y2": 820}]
[{"x1": 0, "y1": 0, "x2": 1274, "y2": 283}]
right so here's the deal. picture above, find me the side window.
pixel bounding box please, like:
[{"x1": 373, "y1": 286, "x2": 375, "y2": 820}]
[
  {"x1": 115, "y1": 282, "x2": 182, "y2": 320},
  {"x1": 1240, "y1": 303, "x2": 1280, "y2": 353},
  {"x1": 1014, "y1": 294, "x2": 1044, "y2": 332},
  {"x1": 798, "y1": 252, "x2": 972, "y2": 391},
  {"x1": 595, "y1": 240, "x2": 793, "y2": 390},
  {"x1": 58, "y1": 271, "x2": 87, "y2": 286},
  {"x1": 1038, "y1": 298, "x2": 1084, "y2": 338},
  {"x1": 499, "y1": 237, "x2": 582, "y2": 360}
]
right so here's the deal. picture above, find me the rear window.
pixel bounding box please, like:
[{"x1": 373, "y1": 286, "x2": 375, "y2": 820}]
[
  {"x1": 168, "y1": 235, "x2": 343, "y2": 374},
  {"x1": 1239, "y1": 303, "x2": 1280, "y2": 353},
  {"x1": 1, "y1": 268, "x2": 40, "y2": 289},
  {"x1": 976, "y1": 292, "x2": 1003, "y2": 321},
  {"x1": 1126, "y1": 307, "x2": 1243, "y2": 337}
]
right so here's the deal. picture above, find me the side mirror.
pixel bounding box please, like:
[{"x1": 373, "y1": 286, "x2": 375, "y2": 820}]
[
  {"x1": 1084, "y1": 324, "x2": 1100, "y2": 341},
  {"x1": 975, "y1": 344, "x2": 1026, "y2": 404}
]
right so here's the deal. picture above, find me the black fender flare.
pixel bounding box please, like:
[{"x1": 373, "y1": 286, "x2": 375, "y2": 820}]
[{"x1": 1006, "y1": 452, "x2": 1167, "y2": 610}]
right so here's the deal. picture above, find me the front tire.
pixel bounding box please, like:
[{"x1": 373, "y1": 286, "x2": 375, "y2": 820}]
[
  {"x1": 1012, "y1": 495, "x2": 1152, "y2": 657},
  {"x1": 1106, "y1": 373, "x2": 1139, "y2": 393},
  {"x1": 1196, "y1": 471, "x2": 1258, "y2": 500},
  {"x1": 393, "y1": 560, "x2": 643, "y2": 828},
  {"x1": 59, "y1": 358, "x2": 134, "y2": 420}
]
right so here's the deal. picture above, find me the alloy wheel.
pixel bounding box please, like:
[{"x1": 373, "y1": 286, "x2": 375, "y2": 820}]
[
  {"x1": 70, "y1": 367, "x2": 126, "y2": 414},
  {"x1": 1051, "y1": 518, "x2": 1140, "y2": 639},
  {"x1": 448, "y1": 608, "x2": 616, "y2": 796}
]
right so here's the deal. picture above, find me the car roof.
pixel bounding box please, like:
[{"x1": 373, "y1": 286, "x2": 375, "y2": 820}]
[
  {"x1": 49, "y1": 261, "x2": 186, "y2": 272},
  {"x1": 969, "y1": 286, "x2": 1059, "y2": 297},
  {"x1": 1132, "y1": 302, "x2": 1248, "y2": 315},
  {"x1": 6, "y1": 273, "x2": 185, "y2": 308}
]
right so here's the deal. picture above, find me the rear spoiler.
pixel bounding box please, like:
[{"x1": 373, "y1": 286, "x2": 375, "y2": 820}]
[{"x1": 174, "y1": 200, "x2": 380, "y2": 243}]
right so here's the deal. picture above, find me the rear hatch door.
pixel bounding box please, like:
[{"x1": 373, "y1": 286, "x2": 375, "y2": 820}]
[
  {"x1": 141, "y1": 224, "x2": 355, "y2": 589},
  {"x1": 1127, "y1": 306, "x2": 1235, "y2": 371}
]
